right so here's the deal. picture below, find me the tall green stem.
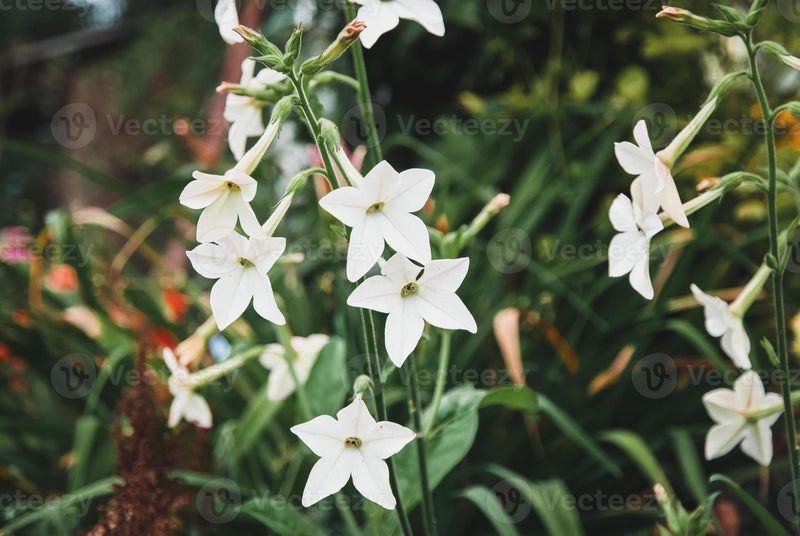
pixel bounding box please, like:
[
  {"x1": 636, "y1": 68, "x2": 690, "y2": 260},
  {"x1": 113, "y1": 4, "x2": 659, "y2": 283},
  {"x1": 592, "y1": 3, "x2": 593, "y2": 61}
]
[
  {"x1": 424, "y1": 331, "x2": 451, "y2": 437},
  {"x1": 343, "y1": 1, "x2": 384, "y2": 167},
  {"x1": 746, "y1": 35, "x2": 800, "y2": 524},
  {"x1": 405, "y1": 353, "x2": 437, "y2": 536}
]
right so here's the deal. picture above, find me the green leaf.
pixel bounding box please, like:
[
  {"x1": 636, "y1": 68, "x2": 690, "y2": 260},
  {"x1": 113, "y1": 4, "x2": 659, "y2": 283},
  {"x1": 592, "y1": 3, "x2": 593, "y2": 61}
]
[
  {"x1": 456, "y1": 486, "x2": 521, "y2": 536},
  {"x1": 305, "y1": 337, "x2": 347, "y2": 416},
  {"x1": 234, "y1": 389, "x2": 283, "y2": 459},
  {"x1": 709, "y1": 474, "x2": 791, "y2": 536},
  {"x1": 600, "y1": 430, "x2": 672, "y2": 496},
  {"x1": 670, "y1": 428, "x2": 707, "y2": 504},
  {"x1": 239, "y1": 497, "x2": 326, "y2": 536},
  {"x1": 0, "y1": 477, "x2": 122, "y2": 535},
  {"x1": 538, "y1": 395, "x2": 622, "y2": 478},
  {"x1": 67, "y1": 416, "x2": 100, "y2": 492},
  {"x1": 479, "y1": 386, "x2": 539, "y2": 416}
]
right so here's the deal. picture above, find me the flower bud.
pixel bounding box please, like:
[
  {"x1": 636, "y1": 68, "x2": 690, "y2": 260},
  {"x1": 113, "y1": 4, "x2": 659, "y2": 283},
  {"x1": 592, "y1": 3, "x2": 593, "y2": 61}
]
[
  {"x1": 746, "y1": 0, "x2": 767, "y2": 27},
  {"x1": 262, "y1": 194, "x2": 294, "y2": 237},
  {"x1": 301, "y1": 20, "x2": 367, "y2": 75},
  {"x1": 760, "y1": 41, "x2": 800, "y2": 73},
  {"x1": 353, "y1": 375, "x2": 373, "y2": 396},
  {"x1": 655, "y1": 7, "x2": 740, "y2": 37},
  {"x1": 284, "y1": 25, "x2": 303, "y2": 64},
  {"x1": 234, "y1": 25, "x2": 282, "y2": 57}
]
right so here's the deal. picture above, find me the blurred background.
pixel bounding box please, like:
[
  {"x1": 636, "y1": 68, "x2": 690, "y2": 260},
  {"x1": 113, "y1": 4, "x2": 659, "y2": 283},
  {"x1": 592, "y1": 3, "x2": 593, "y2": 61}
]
[{"x1": 2, "y1": 0, "x2": 800, "y2": 534}]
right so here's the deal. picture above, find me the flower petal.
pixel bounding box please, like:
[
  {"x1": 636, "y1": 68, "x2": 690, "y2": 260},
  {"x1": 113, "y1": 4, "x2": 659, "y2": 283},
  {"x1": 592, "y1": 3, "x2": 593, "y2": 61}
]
[
  {"x1": 168, "y1": 389, "x2": 190, "y2": 428},
  {"x1": 209, "y1": 269, "x2": 252, "y2": 330},
  {"x1": 184, "y1": 393, "x2": 213, "y2": 428},
  {"x1": 215, "y1": 0, "x2": 243, "y2": 45},
  {"x1": 197, "y1": 192, "x2": 239, "y2": 242},
  {"x1": 187, "y1": 242, "x2": 239, "y2": 279},
  {"x1": 386, "y1": 168, "x2": 435, "y2": 212},
  {"x1": 180, "y1": 176, "x2": 223, "y2": 209},
  {"x1": 361, "y1": 160, "x2": 397, "y2": 202},
  {"x1": 163, "y1": 348, "x2": 180, "y2": 374},
  {"x1": 734, "y1": 370, "x2": 765, "y2": 409},
  {"x1": 632, "y1": 120, "x2": 654, "y2": 157},
  {"x1": 414, "y1": 288, "x2": 477, "y2": 332},
  {"x1": 348, "y1": 274, "x2": 403, "y2": 314},
  {"x1": 291, "y1": 415, "x2": 347, "y2": 457},
  {"x1": 628, "y1": 254, "x2": 654, "y2": 300},
  {"x1": 394, "y1": 0, "x2": 445, "y2": 36},
  {"x1": 337, "y1": 397, "x2": 378, "y2": 439},
  {"x1": 377, "y1": 209, "x2": 432, "y2": 263},
  {"x1": 720, "y1": 320, "x2": 751, "y2": 370},
  {"x1": 608, "y1": 194, "x2": 637, "y2": 234},
  {"x1": 659, "y1": 173, "x2": 689, "y2": 228},
  {"x1": 608, "y1": 231, "x2": 644, "y2": 278},
  {"x1": 739, "y1": 421, "x2": 773, "y2": 466},
  {"x1": 417, "y1": 257, "x2": 469, "y2": 292},
  {"x1": 249, "y1": 236, "x2": 286, "y2": 273},
  {"x1": 319, "y1": 187, "x2": 368, "y2": 227},
  {"x1": 705, "y1": 421, "x2": 747, "y2": 460},
  {"x1": 247, "y1": 268, "x2": 285, "y2": 325},
  {"x1": 614, "y1": 141, "x2": 652, "y2": 176},
  {"x1": 351, "y1": 454, "x2": 396, "y2": 509},
  {"x1": 346, "y1": 220, "x2": 385, "y2": 282},
  {"x1": 301, "y1": 449, "x2": 355, "y2": 507},
  {"x1": 381, "y1": 253, "x2": 422, "y2": 284},
  {"x1": 384, "y1": 300, "x2": 425, "y2": 367},
  {"x1": 362, "y1": 421, "x2": 416, "y2": 459},
  {"x1": 702, "y1": 388, "x2": 744, "y2": 424},
  {"x1": 357, "y1": 5, "x2": 400, "y2": 49}
]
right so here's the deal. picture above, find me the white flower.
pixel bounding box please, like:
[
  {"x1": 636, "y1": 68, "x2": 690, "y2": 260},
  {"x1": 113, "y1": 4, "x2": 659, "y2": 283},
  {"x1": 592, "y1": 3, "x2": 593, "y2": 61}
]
[
  {"x1": 351, "y1": 0, "x2": 445, "y2": 49},
  {"x1": 187, "y1": 232, "x2": 286, "y2": 330},
  {"x1": 690, "y1": 284, "x2": 751, "y2": 369},
  {"x1": 291, "y1": 396, "x2": 415, "y2": 509},
  {"x1": 225, "y1": 59, "x2": 287, "y2": 161},
  {"x1": 259, "y1": 334, "x2": 330, "y2": 402},
  {"x1": 348, "y1": 253, "x2": 476, "y2": 366},
  {"x1": 163, "y1": 348, "x2": 212, "y2": 429},
  {"x1": 319, "y1": 160, "x2": 433, "y2": 282},
  {"x1": 215, "y1": 0, "x2": 243, "y2": 45},
  {"x1": 614, "y1": 120, "x2": 689, "y2": 228},
  {"x1": 608, "y1": 181, "x2": 664, "y2": 300},
  {"x1": 179, "y1": 169, "x2": 262, "y2": 242},
  {"x1": 703, "y1": 370, "x2": 783, "y2": 466}
]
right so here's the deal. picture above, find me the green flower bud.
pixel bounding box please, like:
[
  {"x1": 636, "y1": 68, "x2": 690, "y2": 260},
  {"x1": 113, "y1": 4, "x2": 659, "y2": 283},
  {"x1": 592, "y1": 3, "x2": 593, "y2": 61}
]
[
  {"x1": 655, "y1": 7, "x2": 740, "y2": 37},
  {"x1": 353, "y1": 375, "x2": 373, "y2": 396},
  {"x1": 301, "y1": 20, "x2": 367, "y2": 75}
]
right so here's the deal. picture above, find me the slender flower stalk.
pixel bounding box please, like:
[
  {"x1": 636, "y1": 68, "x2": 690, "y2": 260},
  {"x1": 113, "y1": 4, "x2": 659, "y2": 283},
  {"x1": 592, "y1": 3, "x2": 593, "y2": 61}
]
[
  {"x1": 745, "y1": 33, "x2": 800, "y2": 522},
  {"x1": 187, "y1": 345, "x2": 265, "y2": 388},
  {"x1": 405, "y1": 352, "x2": 437, "y2": 536},
  {"x1": 424, "y1": 330, "x2": 451, "y2": 437},
  {"x1": 729, "y1": 263, "x2": 772, "y2": 317}
]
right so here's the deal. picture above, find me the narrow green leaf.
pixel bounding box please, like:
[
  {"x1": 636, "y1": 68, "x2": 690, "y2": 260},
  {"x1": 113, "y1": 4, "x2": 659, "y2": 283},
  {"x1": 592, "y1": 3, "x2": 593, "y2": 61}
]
[
  {"x1": 709, "y1": 474, "x2": 791, "y2": 536},
  {"x1": 669, "y1": 428, "x2": 707, "y2": 504},
  {"x1": 239, "y1": 497, "x2": 327, "y2": 536},
  {"x1": 457, "y1": 486, "x2": 522, "y2": 536},
  {"x1": 479, "y1": 386, "x2": 539, "y2": 416},
  {"x1": 600, "y1": 430, "x2": 672, "y2": 496}
]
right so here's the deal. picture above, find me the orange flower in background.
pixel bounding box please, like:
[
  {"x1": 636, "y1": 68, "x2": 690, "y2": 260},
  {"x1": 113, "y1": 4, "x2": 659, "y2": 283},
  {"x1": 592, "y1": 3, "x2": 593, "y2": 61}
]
[
  {"x1": 0, "y1": 344, "x2": 11, "y2": 363},
  {"x1": 151, "y1": 327, "x2": 178, "y2": 350},
  {"x1": 163, "y1": 288, "x2": 189, "y2": 323},
  {"x1": 12, "y1": 309, "x2": 30, "y2": 327},
  {"x1": 45, "y1": 264, "x2": 78, "y2": 292}
]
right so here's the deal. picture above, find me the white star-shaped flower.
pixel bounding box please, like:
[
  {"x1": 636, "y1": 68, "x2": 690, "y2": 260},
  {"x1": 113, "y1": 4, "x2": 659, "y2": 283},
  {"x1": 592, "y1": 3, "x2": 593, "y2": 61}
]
[
  {"x1": 259, "y1": 334, "x2": 330, "y2": 402},
  {"x1": 319, "y1": 160, "x2": 433, "y2": 282},
  {"x1": 608, "y1": 181, "x2": 664, "y2": 300},
  {"x1": 690, "y1": 284, "x2": 751, "y2": 369},
  {"x1": 348, "y1": 253, "x2": 476, "y2": 366},
  {"x1": 225, "y1": 59, "x2": 287, "y2": 161},
  {"x1": 163, "y1": 348, "x2": 212, "y2": 429},
  {"x1": 351, "y1": 0, "x2": 445, "y2": 48},
  {"x1": 179, "y1": 169, "x2": 262, "y2": 242},
  {"x1": 614, "y1": 120, "x2": 689, "y2": 228},
  {"x1": 187, "y1": 232, "x2": 286, "y2": 330},
  {"x1": 703, "y1": 370, "x2": 783, "y2": 466},
  {"x1": 291, "y1": 396, "x2": 415, "y2": 509},
  {"x1": 214, "y1": 0, "x2": 244, "y2": 45}
]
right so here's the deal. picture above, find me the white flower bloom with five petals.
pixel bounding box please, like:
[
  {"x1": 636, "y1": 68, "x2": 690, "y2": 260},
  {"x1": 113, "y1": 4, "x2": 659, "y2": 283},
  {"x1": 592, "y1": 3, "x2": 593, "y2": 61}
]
[
  {"x1": 259, "y1": 334, "x2": 330, "y2": 402},
  {"x1": 187, "y1": 232, "x2": 286, "y2": 330},
  {"x1": 180, "y1": 169, "x2": 262, "y2": 242},
  {"x1": 351, "y1": 0, "x2": 445, "y2": 49},
  {"x1": 608, "y1": 181, "x2": 664, "y2": 300},
  {"x1": 690, "y1": 284, "x2": 751, "y2": 369},
  {"x1": 291, "y1": 396, "x2": 415, "y2": 509},
  {"x1": 614, "y1": 120, "x2": 689, "y2": 228},
  {"x1": 319, "y1": 160, "x2": 433, "y2": 282},
  {"x1": 348, "y1": 253, "x2": 477, "y2": 366},
  {"x1": 214, "y1": 0, "x2": 244, "y2": 45},
  {"x1": 703, "y1": 370, "x2": 783, "y2": 466},
  {"x1": 164, "y1": 348, "x2": 212, "y2": 429},
  {"x1": 225, "y1": 59, "x2": 287, "y2": 161}
]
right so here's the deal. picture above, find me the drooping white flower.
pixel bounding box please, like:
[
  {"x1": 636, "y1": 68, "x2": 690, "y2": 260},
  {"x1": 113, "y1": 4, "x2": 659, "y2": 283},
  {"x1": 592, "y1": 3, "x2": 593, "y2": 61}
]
[
  {"x1": 259, "y1": 334, "x2": 330, "y2": 402},
  {"x1": 291, "y1": 396, "x2": 415, "y2": 509},
  {"x1": 608, "y1": 181, "x2": 664, "y2": 300},
  {"x1": 348, "y1": 253, "x2": 476, "y2": 366},
  {"x1": 614, "y1": 120, "x2": 689, "y2": 228},
  {"x1": 319, "y1": 160, "x2": 433, "y2": 282},
  {"x1": 351, "y1": 0, "x2": 445, "y2": 49},
  {"x1": 187, "y1": 232, "x2": 286, "y2": 330},
  {"x1": 703, "y1": 370, "x2": 783, "y2": 466},
  {"x1": 163, "y1": 348, "x2": 212, "y2": 429},
  {"x1": 225, "y1": 59, "x2": 287, "y2": 161},
  {"x1": 179, "y1": 169, "x2": 262, "y2": 242},
  {"x1": 690, "y1": 284, "x2": 751, "y2": 369},
  {"x1": 215, "y1": 0, "x2": 244, "y2": 45}
]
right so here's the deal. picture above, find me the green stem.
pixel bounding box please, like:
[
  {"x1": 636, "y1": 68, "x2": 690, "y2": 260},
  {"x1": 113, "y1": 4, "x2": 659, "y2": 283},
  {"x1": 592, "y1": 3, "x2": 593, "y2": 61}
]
[
  {"x1": 359, "y1": 306, "x2": 413, "y2": 536},
  {"x1": 335, "y1": 493, "x2": 364, "y2": 536},
  {"x1": 423, "y1": 331, "x2": 451, "y2": 437},
  {"x1": 274, "y1": 325, "x2": 313, "y2": 421},
  {"x1": 343, "y1": 1, "x2": 383, "y2": 167},
  {"x1": 287, "y1": 73, "x2": 339, "y2": 190},
  {"x1": 747, "y1": 34, "x2": 800, "y2": 526},
  {"x1": 405, "y1": 352, "x2": 437, "y2": 536}
]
